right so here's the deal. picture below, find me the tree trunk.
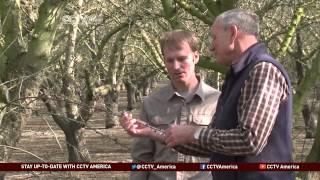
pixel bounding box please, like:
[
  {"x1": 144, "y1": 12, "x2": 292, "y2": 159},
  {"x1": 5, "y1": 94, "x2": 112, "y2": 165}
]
[
  {"x1": 302, "y1": 104, "x2": 317, "y2": 138},
  {"x1": 0, "y1": 2, "x2": 64, "y2": 178},
  {"x1": 142, "y1": 78, "x2": 151, "y2": 96},
  {"x1": 65, "y1": 126, "x2": 90, "y2": 162},
  {"x1": 103, "y1": 29, "x2": 127, "y2": 128},
  {"x1": 105, "y1": 89, "x2": 119, "y2": 128},
  {"x1": 57, "y1": 0, "x2": 89, "y2": 163},
  {"x1": 293, "y1": 50, "x2": 320, "y2": 120},
  {"x1": 299, "y1": 109, "x2": 320, "y2": 179},
  {"x1": 124, "y1": 80, "x2": 137, "y2": 111},
  {"x1": 0, "y1": 111, "x2": 26, "y2": 161},
  {"x1": 294, "y1": 31, "x2": 317, "y2": 138},
  {"x1": 150, "y1": 78, "x2": 157, "y2": 89}
]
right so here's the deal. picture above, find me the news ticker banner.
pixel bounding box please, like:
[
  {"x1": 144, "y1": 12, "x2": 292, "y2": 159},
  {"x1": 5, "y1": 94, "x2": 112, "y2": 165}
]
[{"x1": 1, "y1": 163, "x2": 320, "y2": 171}]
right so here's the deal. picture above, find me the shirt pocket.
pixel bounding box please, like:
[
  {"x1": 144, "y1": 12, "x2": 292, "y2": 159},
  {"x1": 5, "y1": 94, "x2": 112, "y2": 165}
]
[
  {"x1": 191, "y1": 114, "x2": 212, "y2": 126},
  {"x1": 149, "y1": 115, "x2": 176, "y2": 130}
]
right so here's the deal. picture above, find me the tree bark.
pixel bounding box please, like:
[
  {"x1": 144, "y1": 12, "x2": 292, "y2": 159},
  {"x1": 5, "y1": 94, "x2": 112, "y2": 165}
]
[
  {"x1": 65, "y1": 126, "x2": 90, "y2": 162},
  {"x1": 104, "y1": 29, "x2": 127, "y2": 128},
  {"x1": 124, "y1": 80, "x2": 137, "y2": 111},
  {"x1": 104, "y1": 89, "x2": 119, "y2": 128},
  {"x1": 299, "y1": 109, "x2": 320, "y2": 179},
  {"x1": 60, "y1": 0, "x2": 92, "y2": 163},
  {"x1": 302, "y1": 104, "x2": 317, "y2": 138},
  {"x1": 294, "y1": 49, "x2": 320, "y2": 118}
]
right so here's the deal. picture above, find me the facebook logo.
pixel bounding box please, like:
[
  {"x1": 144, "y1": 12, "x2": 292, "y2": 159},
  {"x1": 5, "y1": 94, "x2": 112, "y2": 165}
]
[
  {"x1": 200, "y1": 163, "x2": 206, "y2": 170},
  {"x1": 131, "y1": 164, "x2": 137, "y2": 170}
]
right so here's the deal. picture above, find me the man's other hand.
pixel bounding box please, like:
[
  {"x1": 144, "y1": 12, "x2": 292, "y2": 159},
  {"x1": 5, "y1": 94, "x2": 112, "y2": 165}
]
[
  {"x1": 165, "y1": 125, "x2": 198, "y2": 147},
  {"x1": 119, "y1": 112, "x2": 152, "y2": 137}
]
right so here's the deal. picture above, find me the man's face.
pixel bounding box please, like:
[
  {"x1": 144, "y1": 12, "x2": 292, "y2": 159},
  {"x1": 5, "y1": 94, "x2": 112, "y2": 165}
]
[
  {"x1": 209, "y1": 21, "x2": 233, "y2": 65},
  {"x1": 163, "y1": 41, "x2": 199, "y2": 85}
]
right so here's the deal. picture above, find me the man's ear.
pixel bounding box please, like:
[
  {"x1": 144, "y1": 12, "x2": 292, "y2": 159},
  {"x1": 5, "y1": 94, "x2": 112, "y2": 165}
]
[
  {"x1": 193, "y1": 51, "x2": 200, "y2": 64},
  {"x1": 229, "y1": 25, "x2": 238, "y2": 43}
]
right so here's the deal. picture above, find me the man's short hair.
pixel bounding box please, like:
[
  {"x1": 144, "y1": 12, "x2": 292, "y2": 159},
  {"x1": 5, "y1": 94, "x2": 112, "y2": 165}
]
[
  {"x1": 159, "y1": 30, "x2": 199, "y2": 55},
  {"x1": 216, "y1": 8, "x2": 259, "y2": 37}
]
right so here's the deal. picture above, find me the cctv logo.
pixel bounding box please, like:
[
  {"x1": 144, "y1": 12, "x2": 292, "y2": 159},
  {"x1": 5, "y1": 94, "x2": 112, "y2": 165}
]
[{"x1": 200, "y1": 164, "x2": 207, "y2": 170}]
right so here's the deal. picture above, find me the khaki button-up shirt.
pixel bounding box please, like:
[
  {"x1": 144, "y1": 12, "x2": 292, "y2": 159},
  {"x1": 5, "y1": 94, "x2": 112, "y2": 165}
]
[{"x1": 130, "y1": 80, "x2": 220, "y2": 180}]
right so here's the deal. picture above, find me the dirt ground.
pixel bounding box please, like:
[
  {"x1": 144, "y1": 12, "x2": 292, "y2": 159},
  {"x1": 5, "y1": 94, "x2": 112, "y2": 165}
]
[
  {"x1": 4, "y1": 87, "x2": 315, "y2": 179},
  {"x1": 6, "y1": 109, "x2": 133, "y2": 180}
]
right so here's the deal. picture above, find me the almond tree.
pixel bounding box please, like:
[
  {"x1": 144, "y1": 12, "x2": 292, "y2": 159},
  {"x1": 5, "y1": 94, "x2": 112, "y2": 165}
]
[{"x1": 0, "y1": 0, "x2": 65, "y2": 178}]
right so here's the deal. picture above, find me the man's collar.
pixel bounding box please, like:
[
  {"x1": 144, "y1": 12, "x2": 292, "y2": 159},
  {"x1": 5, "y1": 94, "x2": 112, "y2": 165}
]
[
  {"x1": 231, "y1": 42, "x2": 267, "y2": 74},
  {"x1": 164, "y1": 77, "x2": 207, "y2": 102},
  {"x1": 193, "y1": 79, "x2": 208, "y2": 102}
]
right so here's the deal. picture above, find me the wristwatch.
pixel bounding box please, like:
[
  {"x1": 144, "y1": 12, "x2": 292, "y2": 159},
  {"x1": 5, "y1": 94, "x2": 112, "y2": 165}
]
[{"x1": 193, "y1": 127, "x2": 203, "y2": 140}]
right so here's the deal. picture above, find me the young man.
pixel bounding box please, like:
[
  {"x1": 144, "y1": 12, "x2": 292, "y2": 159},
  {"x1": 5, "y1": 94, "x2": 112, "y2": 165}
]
[
  {"x1": 122, "y1": 30, "x2": 220, "y2": 180},
  {"x1": 122, "y1": 9, "x2": 294, "y2": 180}
]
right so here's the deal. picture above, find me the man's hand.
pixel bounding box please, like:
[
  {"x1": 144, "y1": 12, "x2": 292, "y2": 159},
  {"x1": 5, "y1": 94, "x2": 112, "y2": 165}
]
[
  {"x1": 164, "y1": 125, "x2": 198, "y2": 147},
  {"x1": 119, "y1": 112, "x2": 153, "y2": 137}
]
